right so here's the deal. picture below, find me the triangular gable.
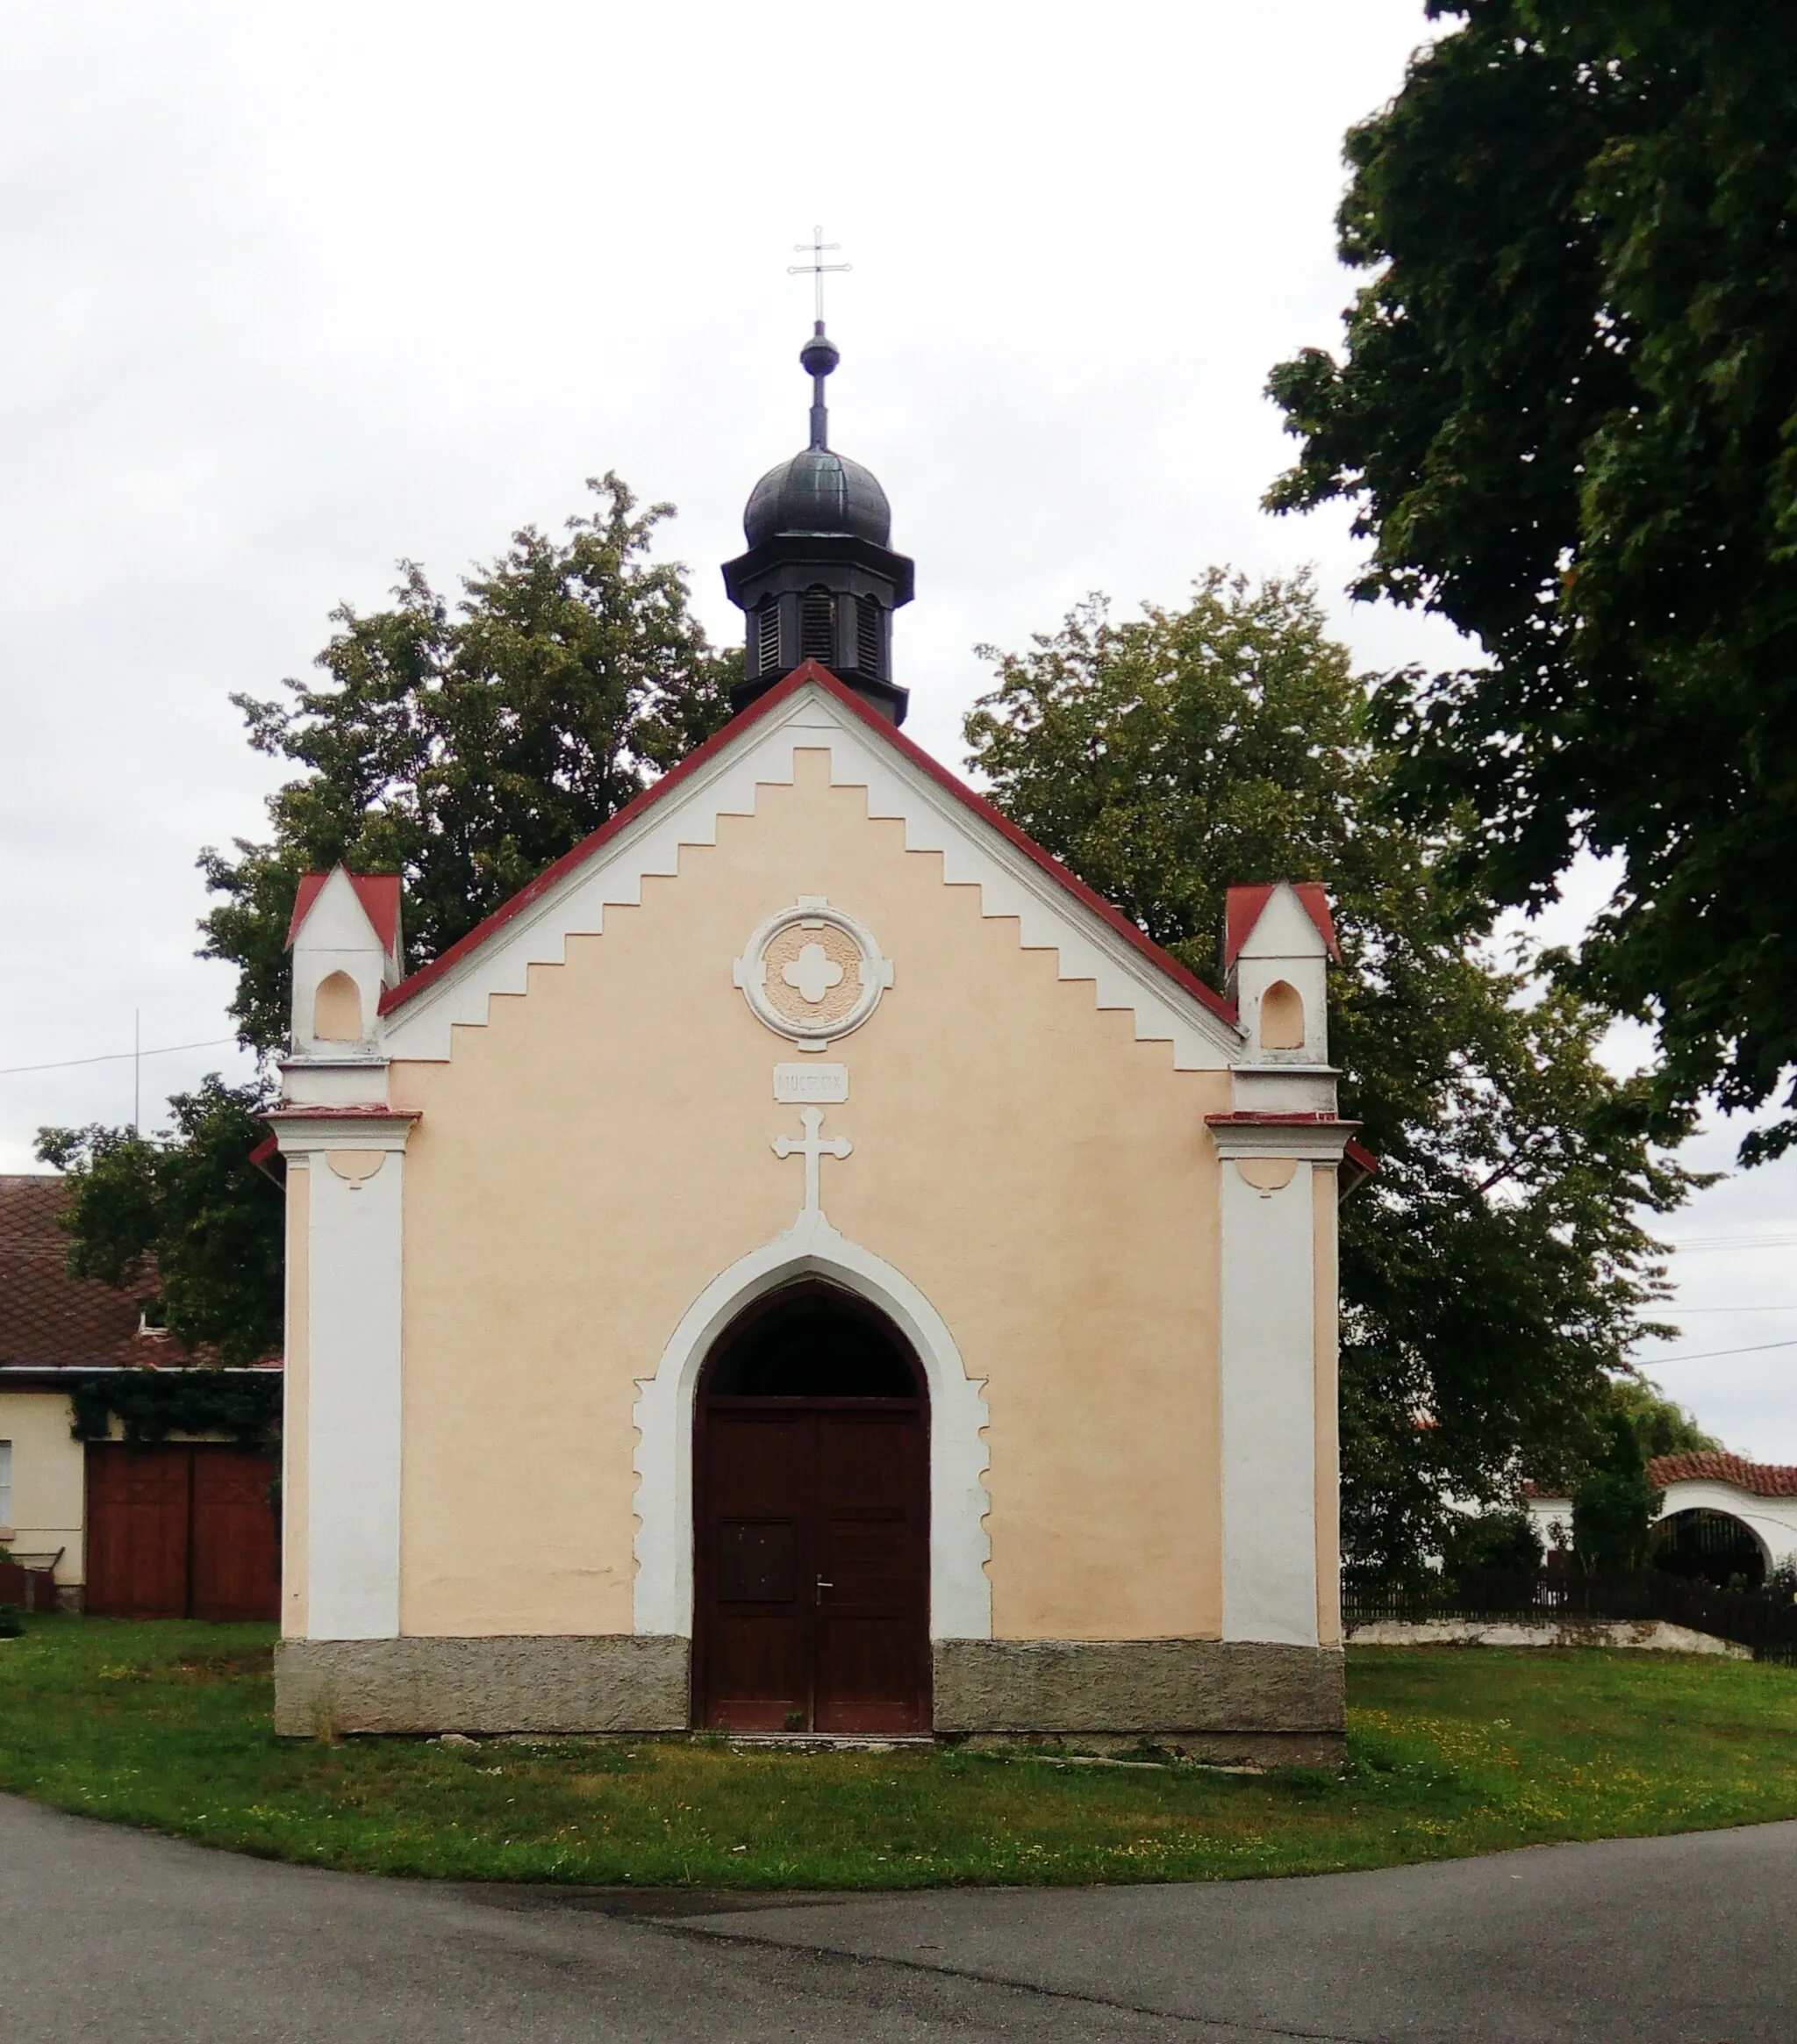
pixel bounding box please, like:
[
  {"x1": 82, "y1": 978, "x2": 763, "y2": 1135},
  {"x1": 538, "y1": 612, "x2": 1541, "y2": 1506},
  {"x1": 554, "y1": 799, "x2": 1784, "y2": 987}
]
[
  {"x1": 377, "y1": 663, "x2": 1244, "y2": 1071},
  {"x1": 288, "y1": 870, "x2": 403, "y2": 955},
  {"x1": 1223, "y1": 882, "x2": 1338, "y2": 970}
]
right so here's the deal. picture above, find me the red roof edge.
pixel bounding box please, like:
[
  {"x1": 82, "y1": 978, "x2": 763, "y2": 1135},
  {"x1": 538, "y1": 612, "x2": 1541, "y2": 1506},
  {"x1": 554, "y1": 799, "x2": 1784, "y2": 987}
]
[
  {"x1": 247, "y1": 1133, "x2": 286, "y2": 1190},
  {"x1": 377, "y1": 661, "x2": 1240, "y2": 1029},
  {"x1": 1340, "y1": 1137, "x2": 1378, "y2": 1201},
  {"x1": 262, "y1": 1103, "x2": 422, "y2": 1122},
  {"x1": 1223, "y1": 880, "x2": 1340, "y2": 970},
  {"x1": 286, "y1": 869, "x2": 402, "y2": 953},
  {"x1": 1205, "y1": 1111, "x2": 1358, "y2": 1127}
]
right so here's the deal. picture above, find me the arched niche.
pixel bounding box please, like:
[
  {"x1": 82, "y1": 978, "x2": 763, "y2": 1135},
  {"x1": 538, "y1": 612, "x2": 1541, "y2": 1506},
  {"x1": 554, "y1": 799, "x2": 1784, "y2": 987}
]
[
  {"x1": 312, "y1": 970, "x2": 364, "y2": 1043},
  {"x1": 1259, "y1": 979, "x2": 1306, "y2": 1051}
]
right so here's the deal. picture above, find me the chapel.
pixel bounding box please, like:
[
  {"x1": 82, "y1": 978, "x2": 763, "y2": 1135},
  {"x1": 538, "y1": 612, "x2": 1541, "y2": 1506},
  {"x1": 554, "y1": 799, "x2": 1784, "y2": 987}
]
[{"x1": 269, "y1": 324, "x2": 1363, "y2": 1761}]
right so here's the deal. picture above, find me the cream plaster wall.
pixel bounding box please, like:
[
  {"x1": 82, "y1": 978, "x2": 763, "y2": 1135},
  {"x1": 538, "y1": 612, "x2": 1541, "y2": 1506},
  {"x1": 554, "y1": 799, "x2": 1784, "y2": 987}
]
[
  {"x1": 388, "y1": 750, "x2": 1233, "y2": 1643},
  {"x1": 0, "y1": 1392, "x2": 85, "y2": 1581}
]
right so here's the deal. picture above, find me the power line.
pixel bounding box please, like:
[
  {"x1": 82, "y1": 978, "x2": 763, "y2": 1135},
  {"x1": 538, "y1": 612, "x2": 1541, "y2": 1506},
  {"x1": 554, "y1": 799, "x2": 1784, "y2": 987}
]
[
  {"x1": 1636, "y1": 1337, "x2": 1797, "y2": 1365},
  {"x1": 1672, "y1": 1303, "x2": 1797, "y2": 1314},
  {"x1": 0, "y1": 1036, "x2": 238, "y2": 1079},
  {"x1": 1662, "y1": 1234, "x2": 1797, "y2": 1252}
]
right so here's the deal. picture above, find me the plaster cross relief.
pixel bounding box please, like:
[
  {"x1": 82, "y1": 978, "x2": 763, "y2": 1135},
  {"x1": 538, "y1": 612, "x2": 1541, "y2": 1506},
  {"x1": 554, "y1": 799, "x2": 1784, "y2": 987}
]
[
  {"x1": 773, "y1": 1106, "x2": 852, "y2": 1218},
  {"x1": 783, "y1": 941, "x2": 844, "y2": 1006}
]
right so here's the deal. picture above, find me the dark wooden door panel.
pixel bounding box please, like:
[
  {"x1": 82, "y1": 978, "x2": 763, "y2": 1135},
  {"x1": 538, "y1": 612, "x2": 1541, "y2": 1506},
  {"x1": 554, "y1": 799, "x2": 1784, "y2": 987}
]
[
  {"x1": 701, "y1": 1410, "x2": 812, "y2": 1729},
  {"x1": 697, "y1": 1396, "x2": 928, "y2": 1733},
  {"x1": 815, "y1": 1410, "x2": 928, "y2": 1732},
  {"x1": 85, "y1": 1445, "x2": 190, "y2": 1618},
  {"x1": 190, "y1": 1448, "x2": 280, "y2": 1622},
  {"x1": 815, "y1": 1618, "x2": 924, "y2": 1733}
]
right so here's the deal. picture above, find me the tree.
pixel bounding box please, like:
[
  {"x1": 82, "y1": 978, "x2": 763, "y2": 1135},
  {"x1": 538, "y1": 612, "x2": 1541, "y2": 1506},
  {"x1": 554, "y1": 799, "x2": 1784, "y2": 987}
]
[
  {"x1": 203, "y1": 473, "x2": 737, "y2": 1050},
  {"x1": 1266, "y1": 1, "x2": 1797, "y2": 1160},
  {"x1": 964, "y1": 570, "x2": 1700, "y2": 1580},
  {"x1": 1610, "y1": 1376, "x2": 1721, "y2": 1459},
  {"x1": 36, "y1": 1077, "x2": 283, "y2": 1365},
  {"x1": 48, "y1": 475, "x2": 735, "y2": 1357},
  {"x1": 1571, "y1": 1409, "x2": 1664, "y2": 1573}
]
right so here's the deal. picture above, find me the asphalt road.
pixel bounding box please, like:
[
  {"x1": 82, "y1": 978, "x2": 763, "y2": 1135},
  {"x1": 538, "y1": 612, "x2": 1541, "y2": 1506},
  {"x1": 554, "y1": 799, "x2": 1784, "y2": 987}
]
[{"x1": 5, "y1": 1791, "x2": 1793, "y2": 2042}]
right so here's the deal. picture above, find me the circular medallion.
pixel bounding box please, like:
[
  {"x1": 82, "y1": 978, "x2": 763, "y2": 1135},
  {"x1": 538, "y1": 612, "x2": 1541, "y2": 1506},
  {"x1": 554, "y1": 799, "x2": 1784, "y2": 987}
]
[{"x1": 732, "y1": 897, "x2": 893, "y2": 1048}]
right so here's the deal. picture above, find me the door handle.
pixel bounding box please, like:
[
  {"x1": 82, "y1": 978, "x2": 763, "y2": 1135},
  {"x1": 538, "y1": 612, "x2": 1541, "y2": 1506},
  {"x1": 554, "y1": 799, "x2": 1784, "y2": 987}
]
[{"x1": 815, "y1": 1575, "x2": 833, "y2": 1604}]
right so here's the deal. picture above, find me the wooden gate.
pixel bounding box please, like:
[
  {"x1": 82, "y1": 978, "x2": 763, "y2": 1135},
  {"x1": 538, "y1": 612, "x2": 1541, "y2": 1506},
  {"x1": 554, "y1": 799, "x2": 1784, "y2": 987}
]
[
  {"x1": 696, "y1": 1399, "x2": 929, "y2": 1733},
  {"x1": 85, "y1": 1444, "x2": 279, "y2": 1621}
]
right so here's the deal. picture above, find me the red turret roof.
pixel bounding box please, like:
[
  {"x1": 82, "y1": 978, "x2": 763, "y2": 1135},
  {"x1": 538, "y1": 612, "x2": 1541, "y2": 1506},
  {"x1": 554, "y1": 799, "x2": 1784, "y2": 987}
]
[
  {"x1": 1223, "y1": 882, "x2": 1339, "y2": 970},
  {"x1": 286, "y1": 871, "x2": 403, "y2": 953}
]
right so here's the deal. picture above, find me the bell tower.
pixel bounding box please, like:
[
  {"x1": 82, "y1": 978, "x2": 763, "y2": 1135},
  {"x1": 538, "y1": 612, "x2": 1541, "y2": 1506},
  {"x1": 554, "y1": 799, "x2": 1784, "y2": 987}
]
[{"x1": 721, "y1": 322, "x2": 915, "y2": 725}]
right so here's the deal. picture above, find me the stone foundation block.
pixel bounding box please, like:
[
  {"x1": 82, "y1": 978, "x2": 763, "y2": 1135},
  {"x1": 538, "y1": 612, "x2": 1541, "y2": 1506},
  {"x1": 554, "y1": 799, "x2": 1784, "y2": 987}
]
[
  {"x1": 932, "y1": 1638, "x2": 1344, "y2": 1752},
  {"x1": 274, "y1": 1634, "x2": 690, "y2": 1737}
]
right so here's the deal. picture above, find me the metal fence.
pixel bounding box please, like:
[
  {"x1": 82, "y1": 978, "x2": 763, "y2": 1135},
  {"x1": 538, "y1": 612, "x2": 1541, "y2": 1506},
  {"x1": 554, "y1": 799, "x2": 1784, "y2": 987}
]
[{"x1": 1344, "y1": 1569, "x2": 1797, "y2": 1665}]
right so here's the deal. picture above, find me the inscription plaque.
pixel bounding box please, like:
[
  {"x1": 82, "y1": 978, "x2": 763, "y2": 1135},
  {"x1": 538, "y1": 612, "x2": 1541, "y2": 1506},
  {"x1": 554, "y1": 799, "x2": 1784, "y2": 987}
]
[{"x1": 774, "y1": 1062, "x2": 849, "y2": 1104}]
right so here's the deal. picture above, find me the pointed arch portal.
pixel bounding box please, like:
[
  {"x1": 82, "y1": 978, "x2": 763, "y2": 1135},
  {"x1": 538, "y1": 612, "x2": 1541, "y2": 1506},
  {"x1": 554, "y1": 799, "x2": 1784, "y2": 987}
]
[{"x1": 632, "y1": 1213, "x2": 992, "y2": 1717}]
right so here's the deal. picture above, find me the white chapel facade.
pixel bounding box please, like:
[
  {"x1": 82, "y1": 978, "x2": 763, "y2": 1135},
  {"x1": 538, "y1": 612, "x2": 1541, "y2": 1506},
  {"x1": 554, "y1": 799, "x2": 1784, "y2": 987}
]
[{"x1": 269, "y1": 330, "x2": 1360, "y2": 1760}]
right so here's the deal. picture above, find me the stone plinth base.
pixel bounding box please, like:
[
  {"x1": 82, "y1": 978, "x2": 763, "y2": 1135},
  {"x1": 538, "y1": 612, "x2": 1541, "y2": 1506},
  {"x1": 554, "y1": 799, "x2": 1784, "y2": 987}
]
[
  {"x1": 274, "y1": 1635, "x2": 690, "y2": 1737},
  {"x1": 275, "y1": 1634, "x2": 1344, "y2": 1749},
  {"x1": 933, "y1": 1638, "x2": 1343, "y2": 1763}
]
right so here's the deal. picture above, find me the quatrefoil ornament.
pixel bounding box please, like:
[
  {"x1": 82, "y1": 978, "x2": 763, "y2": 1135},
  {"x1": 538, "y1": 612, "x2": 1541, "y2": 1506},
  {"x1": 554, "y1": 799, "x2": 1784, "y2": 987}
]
[{"x1": 732, "y1": 897, "x2": 894, "y2": 1051}]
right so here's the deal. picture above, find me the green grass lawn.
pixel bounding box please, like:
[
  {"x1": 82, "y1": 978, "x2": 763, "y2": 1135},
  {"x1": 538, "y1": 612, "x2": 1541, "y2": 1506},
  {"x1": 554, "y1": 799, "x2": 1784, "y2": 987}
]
[{"x1": 3, "y1": 1619, "x2": 1795, "y2": 1889}]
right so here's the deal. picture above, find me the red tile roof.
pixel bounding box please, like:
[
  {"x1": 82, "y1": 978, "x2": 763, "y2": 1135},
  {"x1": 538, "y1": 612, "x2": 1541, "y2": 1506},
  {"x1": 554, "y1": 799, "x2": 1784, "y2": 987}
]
[
  {"x1": 1527, "y1": 1455, "x2": 1797, "y2": 1503},
  {"x1": 1647, "y1": 1452, "x2": 1797, "y2": 1499},
  {"x1": 0, "y1": 1175, "x2": 247, "y2": 1371},
  {"x1": 287, "y1": 870, "x2": 403, "y2": 952},
  {"x1": 377, "y1": 662, "x2": 1241, "y2": 1029},
  {"x1": 1223, "y1": 882, "x2": 1339, "y2": 970}
]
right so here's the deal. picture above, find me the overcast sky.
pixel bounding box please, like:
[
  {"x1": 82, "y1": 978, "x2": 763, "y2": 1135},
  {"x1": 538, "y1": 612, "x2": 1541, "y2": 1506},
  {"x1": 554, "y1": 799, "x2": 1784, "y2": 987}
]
[{"x1": 1, "y1": 2, "x2": 1792, "y2": 1460}]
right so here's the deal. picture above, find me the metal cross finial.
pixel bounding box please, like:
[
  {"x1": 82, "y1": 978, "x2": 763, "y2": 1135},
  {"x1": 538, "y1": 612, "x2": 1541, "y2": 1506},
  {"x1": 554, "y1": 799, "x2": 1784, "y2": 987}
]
[
  {"x1": 789, "y1": 226, "x2": 850, "y2": 325},
  {"x1": 773, "y1": 1106, "x2": 853, "y2": 1219}
]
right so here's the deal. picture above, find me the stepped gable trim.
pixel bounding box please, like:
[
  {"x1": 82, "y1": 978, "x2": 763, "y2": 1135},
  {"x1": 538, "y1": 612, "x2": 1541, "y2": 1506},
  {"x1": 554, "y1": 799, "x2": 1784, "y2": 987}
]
[
  {"x1": 1224, "y1": 882, "x2": 1338, "y2": 970},
  {"x1": 376, "y1": 661, "x2": 1236, "y2": 1028},
  {"x1": 1648, "y1": 1452, "x2": 1797, "y2": 1499},
  {"x1": 288, "y1": 871, "x2": 402, "y2": 952}
]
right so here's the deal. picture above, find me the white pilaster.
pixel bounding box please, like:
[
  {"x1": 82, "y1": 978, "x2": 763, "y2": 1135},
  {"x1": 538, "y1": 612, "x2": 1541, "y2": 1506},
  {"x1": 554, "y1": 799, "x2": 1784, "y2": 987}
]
[
  {"x1": 1211, "y1": 1118, "x2": 1352, "y2": 1647},
  {"x1": 1218, "y1": 1159, "x2": 1318, "y2": 1644},
  {"x1": 269, "y1": 1111, "x2": 416, "y2": 1640}
]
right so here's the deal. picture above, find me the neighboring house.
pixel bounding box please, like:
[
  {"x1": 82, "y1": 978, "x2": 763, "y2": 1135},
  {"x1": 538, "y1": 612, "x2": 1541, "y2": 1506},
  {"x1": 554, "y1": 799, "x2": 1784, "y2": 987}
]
[
  {"x1": 268, "y1": 325, "x2": 1371, "y2": 1759},
  {"x1": 0, "y1": 1174, "x2": 281, "y2": 1617},
  {"x1": 1528, "y1": 1454, "x2": 1797, "y2": 1583}
]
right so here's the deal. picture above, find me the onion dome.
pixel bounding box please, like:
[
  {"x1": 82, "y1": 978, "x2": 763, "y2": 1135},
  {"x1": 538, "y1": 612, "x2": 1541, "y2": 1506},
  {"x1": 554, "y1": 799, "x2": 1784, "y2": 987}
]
[{"x1": 743, "y1": 448, "x2": 892, "y2": 549}]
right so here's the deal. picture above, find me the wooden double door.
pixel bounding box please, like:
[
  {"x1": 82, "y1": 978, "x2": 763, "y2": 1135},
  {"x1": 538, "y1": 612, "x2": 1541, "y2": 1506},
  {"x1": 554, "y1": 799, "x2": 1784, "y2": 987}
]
[
  {"x1": 696, "y1": 1398, "x2": 930, "y2": 1733},
  {"x1": 85, "y1": 1443, "x2": 280, "y2": 1621}
]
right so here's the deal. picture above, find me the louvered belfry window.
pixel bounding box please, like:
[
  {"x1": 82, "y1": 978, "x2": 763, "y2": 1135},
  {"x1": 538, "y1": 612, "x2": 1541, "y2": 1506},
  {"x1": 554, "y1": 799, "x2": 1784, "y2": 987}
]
[
  {"x1": 756, "y1": 599, "x2": 781, "y2": 674},
  {"x1": 856, "y1": 598, "x2": 883, "y2": 678},
  {"x1": 800, "y1": 587, "x2": 835, "y2": 664}
]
